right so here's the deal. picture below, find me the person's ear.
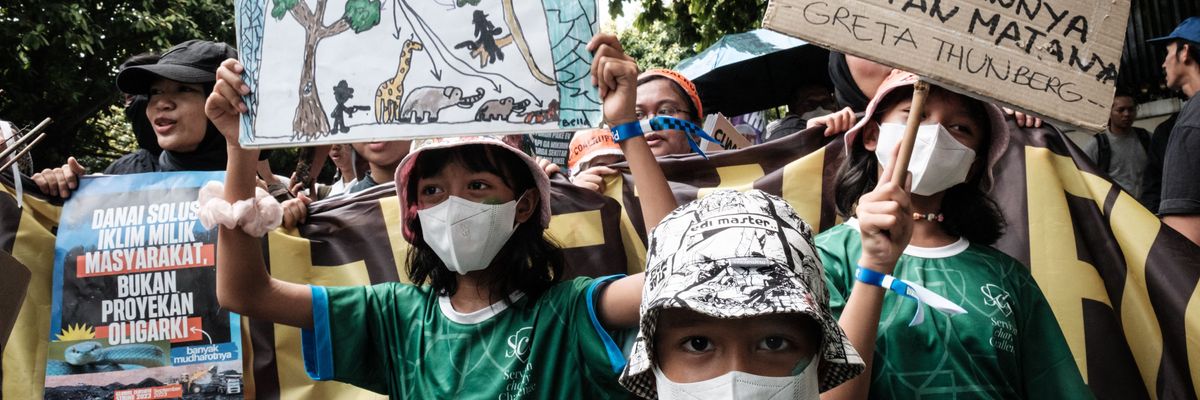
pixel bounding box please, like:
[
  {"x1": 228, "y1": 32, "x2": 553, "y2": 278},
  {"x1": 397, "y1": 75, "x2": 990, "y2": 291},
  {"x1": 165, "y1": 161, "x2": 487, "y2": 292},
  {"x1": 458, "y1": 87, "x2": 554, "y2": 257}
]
[
  {"x1": 862, "y1": 122, "x2": 880, "y2": 152},
  {"x1": 514, "y1": 189, "x2": 537, "y2": 224}
]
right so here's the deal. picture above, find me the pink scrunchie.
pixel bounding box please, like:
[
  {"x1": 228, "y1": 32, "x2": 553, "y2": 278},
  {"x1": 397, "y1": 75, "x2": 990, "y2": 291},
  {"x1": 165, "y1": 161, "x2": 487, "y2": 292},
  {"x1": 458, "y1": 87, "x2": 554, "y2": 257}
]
[{"x1": 197, "y1": 181, "x2": 283, "y2": 237}]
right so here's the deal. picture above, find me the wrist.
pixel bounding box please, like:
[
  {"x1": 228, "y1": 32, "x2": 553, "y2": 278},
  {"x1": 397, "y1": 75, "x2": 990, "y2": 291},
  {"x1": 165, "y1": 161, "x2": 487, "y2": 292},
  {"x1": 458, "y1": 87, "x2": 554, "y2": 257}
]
[{"x1": 856, "y1": 257, "x2": 896, "y2": 275}]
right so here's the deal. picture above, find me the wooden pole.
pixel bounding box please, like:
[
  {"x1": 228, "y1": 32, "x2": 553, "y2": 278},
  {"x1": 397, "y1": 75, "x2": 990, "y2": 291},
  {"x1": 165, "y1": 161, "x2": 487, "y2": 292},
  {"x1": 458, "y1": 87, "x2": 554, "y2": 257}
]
[
  {"x1": 0, "y1": 118, "x2": 52, "y2": 162},
  {"x1": 0, "y1": 132, "x2": 48, "y2": 171},
  {"x1": 889, "y1": 80, "x2": 930, "y2": 186}
]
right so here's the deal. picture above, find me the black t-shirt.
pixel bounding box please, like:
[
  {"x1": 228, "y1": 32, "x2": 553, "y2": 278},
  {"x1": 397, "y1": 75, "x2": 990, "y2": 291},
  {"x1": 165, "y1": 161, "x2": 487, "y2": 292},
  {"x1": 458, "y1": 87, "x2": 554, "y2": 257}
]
[{"x1": 1160, "y1": 96, "x2": 1200, "y2": 215}]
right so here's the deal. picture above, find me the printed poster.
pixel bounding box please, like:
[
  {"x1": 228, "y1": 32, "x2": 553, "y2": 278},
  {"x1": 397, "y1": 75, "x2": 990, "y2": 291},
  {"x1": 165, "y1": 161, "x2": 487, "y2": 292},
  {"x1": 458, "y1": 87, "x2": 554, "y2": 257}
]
[
  {"x1": 43, "y1": 172, "x2": 243, "y2": 400},
  {"x1": 235, "y1": 0, "x2": 602, "y2": 148}
]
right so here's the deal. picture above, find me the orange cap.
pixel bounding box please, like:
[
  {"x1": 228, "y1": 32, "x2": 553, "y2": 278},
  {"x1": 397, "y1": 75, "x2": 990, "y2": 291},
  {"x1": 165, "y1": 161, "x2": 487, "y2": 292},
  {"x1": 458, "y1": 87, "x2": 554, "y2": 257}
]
[
  {"x1": 568, "y1": 128, "x2": 624, "y2": 174},
  {"x1": 639, "y1": 68, "x2": 703, "y2": 119}
]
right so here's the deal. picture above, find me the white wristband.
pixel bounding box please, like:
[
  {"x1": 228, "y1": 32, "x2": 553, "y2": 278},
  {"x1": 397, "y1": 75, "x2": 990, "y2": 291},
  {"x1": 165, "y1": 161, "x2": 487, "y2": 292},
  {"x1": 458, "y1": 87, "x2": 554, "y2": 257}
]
[{"x1": 197, "y1": 181, "x2": 283, "y2": 237}]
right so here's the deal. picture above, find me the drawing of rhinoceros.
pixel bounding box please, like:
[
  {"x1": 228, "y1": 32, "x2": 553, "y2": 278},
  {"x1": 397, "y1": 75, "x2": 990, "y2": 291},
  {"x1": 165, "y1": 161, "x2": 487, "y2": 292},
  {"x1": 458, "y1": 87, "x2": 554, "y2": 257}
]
[
  {"x1": 399, "y1": 87, "x2": 484, "y2": 123},
  {"x1": 475, "y1": 97, "x2": 531, "y2": 122}
]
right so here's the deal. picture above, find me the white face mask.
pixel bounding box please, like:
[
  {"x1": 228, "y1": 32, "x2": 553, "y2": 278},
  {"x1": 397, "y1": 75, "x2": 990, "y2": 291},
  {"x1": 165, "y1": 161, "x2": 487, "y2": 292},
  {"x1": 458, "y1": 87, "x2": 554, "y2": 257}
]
[
  {"x1": 653, "y1": 358, "x2": 820, "y2": 400},
  {"x1": 874, "y1": 123, "x2": 977, "y2": 196},
  {"x1": 417, "y1": 195, "x2": 522, "y2": 274}
]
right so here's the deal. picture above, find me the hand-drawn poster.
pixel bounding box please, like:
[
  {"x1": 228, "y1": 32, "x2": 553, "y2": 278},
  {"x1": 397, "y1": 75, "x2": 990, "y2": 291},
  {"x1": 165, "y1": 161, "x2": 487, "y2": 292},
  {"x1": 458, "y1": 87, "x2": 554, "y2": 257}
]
[
  {"x1": 235, "y1": 0, "x2": 602, "y2": 148},
  {"x1": 43, "y1": 172, "x2": 243, "y2": 400}
]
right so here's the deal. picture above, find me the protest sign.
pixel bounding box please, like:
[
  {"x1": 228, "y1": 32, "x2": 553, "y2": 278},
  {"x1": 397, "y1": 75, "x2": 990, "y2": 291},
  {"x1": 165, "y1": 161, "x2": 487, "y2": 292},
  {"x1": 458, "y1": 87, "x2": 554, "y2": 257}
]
[
  {"x1": 42, "y1": 172, "x2": 243, "y2": 400},
  {"x1": 763, "y1": 0, "x2": 1129, "y2": 132},
  {"x1": 702, "y1": 113, "x2": 754, "y2": 153},
  {"x1": 0, "y1": 251, "x2": 30, "y2": 353},
  {"x1": 234, "y1": 0, "x2": 602, "y2": 148}
]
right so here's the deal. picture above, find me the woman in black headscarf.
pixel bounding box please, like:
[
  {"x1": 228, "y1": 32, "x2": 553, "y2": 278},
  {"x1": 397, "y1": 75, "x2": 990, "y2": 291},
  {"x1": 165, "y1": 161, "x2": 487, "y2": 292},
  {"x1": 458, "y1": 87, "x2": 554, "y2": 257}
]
[{"x1": 33, "y1": 40, "x2": 238, "y2": 198}]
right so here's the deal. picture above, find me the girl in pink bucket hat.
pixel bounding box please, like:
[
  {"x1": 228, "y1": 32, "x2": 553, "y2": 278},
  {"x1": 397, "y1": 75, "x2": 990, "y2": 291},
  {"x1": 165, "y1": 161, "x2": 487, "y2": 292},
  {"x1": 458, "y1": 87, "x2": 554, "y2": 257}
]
[{"x1": 814, "y1": 70, "x2": 1091, "y2": 398}]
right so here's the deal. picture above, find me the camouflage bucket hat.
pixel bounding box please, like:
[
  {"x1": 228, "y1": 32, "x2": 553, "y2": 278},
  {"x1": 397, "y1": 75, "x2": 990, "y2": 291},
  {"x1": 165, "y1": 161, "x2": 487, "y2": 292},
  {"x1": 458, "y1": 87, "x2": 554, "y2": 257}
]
[{"x1": 618, "y1": 190, "x2": 864, "y2": 398}]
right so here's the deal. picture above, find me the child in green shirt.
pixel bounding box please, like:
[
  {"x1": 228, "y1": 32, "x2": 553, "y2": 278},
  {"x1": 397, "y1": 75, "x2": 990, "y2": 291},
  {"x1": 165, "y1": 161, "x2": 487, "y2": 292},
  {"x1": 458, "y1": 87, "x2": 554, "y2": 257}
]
[
  {"x1": 812, "y1": 71, "x2": 1093, "y2": 399},
  {"x1": 201, "y1": 32, "x2": 680, "y2": 398}
]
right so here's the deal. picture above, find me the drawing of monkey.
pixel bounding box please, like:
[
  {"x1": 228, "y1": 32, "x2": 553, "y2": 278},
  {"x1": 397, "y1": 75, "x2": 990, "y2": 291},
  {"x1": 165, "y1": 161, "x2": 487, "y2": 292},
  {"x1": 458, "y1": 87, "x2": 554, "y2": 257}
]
[{"x1": 454, "y1": 10, "x2": 504, "y2": 66}]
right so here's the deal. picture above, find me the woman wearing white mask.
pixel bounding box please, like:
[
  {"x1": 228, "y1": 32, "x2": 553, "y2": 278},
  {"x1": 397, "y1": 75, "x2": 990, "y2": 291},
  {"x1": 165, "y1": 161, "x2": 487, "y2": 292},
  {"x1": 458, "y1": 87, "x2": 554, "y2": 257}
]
[
  {"x1": 202, "y1": 30, "x2": 679, "y2": 398},
  {"x1": 815, "y1": 71, "x2": 1090, "y2": 399}
]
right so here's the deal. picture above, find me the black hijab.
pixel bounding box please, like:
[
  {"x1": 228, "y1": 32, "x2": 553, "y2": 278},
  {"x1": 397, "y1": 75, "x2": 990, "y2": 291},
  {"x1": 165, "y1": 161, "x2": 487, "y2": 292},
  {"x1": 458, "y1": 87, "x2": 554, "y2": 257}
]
[{"x1": 828, "y1": 52, "x2": 870, "y2": 113}]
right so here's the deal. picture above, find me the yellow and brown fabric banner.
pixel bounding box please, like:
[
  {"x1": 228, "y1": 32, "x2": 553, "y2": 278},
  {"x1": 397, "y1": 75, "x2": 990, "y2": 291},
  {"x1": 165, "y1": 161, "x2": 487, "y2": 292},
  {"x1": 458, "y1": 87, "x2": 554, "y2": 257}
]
[{"x1": 3, "y1": 124, "x2": 1198, "y2": 399}]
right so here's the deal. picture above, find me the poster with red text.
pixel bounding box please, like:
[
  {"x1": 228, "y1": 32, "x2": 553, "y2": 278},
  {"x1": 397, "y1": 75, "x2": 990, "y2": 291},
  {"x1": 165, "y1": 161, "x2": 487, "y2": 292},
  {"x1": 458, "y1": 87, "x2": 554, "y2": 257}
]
[{"x1": 44, "y1": 172, "x2": 243, "y2": 400}]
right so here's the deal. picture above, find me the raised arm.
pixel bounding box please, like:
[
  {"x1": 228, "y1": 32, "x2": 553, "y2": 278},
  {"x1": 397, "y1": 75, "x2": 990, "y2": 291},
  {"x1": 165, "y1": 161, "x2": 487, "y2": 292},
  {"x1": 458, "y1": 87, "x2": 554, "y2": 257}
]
[
  {"x1": 588, "y1": 33, "x2": 675, "y2": 329},
  {"x1": 206, "y1": 59, "x2": 313, "y2": 328},
  {"x1": 822, "y1": 148, "x2": 912, "y2": 400}
]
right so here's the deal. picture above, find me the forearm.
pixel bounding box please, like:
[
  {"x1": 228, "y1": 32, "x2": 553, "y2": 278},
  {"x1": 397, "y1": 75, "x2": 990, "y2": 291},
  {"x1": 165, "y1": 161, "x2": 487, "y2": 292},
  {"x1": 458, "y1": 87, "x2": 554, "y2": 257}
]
[
  {"x1": 618, "y1": 136, "x2": 677, "y2": 232},
  {"x1": 217, "y1": 146, "x2": 313, "y2": 328},
  {"x1": 823, "y1": 283, "x2": 885, "y2": 400},
  {"x1": 598, "y1": 273, "x2": 644, "y2": 329}
]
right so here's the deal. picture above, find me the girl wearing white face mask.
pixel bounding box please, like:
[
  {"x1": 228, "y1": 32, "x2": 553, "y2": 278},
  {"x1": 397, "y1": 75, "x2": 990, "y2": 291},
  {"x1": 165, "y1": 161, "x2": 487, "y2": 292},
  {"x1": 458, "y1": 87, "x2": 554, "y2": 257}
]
[
  {"x1": 204, "y1": 32, "x2": 680, "y2": 399},
  {"x1": 815, "y1": 71, "x2": 1091, "y2": 399}
]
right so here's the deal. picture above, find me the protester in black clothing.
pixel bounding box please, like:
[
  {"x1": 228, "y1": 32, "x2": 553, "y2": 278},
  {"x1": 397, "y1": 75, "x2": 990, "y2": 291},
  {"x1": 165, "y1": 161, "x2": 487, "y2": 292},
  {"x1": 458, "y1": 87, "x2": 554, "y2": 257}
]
[
  {"x1": 1150, "y1": 17, "x2": 1200, "y2": 246},
  {"x1": 1140, "y1": 112, "x2": 1178, "y2": 212},
  {"x1": 32, "y1": 40, "x2": 237, "y2": 198},
  {"x1": 103, "y1": 52, "x2": 163, "y2": 175}
]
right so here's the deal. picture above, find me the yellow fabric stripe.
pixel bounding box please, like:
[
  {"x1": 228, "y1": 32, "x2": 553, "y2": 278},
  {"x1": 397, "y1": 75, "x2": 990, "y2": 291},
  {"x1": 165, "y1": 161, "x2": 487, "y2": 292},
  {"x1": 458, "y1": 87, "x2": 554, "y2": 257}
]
[
  {"x1": 1, "y1": 187, "x2": 59, "y2": 400},
  {"x1": 1024, "y1": 147, "x2": 1113, "y2": 384},
  {"x1": 696, "y1": 164, "x2": 764, "y2": 198},
  {"x1": 603, "y1": 174, "x2": 647, "y2": 274},
  {"x1": 1108, "y1": 187, "x2": 1164, "y2": 400},
  {"x1": 547, "y1": 210, "x2": 606, "y2": 248},
  {"x1": 781, "y1": 148, "x2": 827, "y2": 233},
  {"x1": 378, "y1": 196, "x2": 412, "y2": 283}
]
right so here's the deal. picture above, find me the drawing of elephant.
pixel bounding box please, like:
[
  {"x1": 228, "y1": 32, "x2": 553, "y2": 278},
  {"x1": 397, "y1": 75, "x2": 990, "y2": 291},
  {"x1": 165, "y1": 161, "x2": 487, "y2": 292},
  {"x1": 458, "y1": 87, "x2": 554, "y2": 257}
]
[
  {"x1": 474, "y1": 97, "x2": 531, "y2": 121},
  {"x1": 399, "y1": 87, "x2": 485, "y2": 123}
]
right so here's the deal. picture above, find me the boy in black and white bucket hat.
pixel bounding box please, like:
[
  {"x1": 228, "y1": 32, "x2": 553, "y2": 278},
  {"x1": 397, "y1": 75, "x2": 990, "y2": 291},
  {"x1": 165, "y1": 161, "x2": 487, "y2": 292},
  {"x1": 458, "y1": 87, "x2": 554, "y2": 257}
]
[{"x1": 620, "y1": 189, "x2": 864, "y2": 399}]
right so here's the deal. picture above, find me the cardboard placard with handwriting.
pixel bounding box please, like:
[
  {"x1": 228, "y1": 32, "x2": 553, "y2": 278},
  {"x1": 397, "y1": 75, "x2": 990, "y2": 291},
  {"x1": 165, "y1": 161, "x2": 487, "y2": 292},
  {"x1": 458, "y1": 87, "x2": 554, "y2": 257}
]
[
  {"x1": 763, "y1": 0, "x2": 1129, "y2": 132},
  {"x1": 703, "y1": 113, "x2": 754, "y2": 153}
]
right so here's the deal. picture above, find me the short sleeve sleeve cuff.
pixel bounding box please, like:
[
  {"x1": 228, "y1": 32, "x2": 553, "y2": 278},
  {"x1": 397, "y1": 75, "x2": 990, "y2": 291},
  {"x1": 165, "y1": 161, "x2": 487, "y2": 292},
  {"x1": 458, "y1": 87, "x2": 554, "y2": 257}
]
[
  {"x1": 301, "y1": 285, "x2": 335, "y2": 381},
  {"x1": 585, "y1": 274, "x2": 628, "y2": 374}
]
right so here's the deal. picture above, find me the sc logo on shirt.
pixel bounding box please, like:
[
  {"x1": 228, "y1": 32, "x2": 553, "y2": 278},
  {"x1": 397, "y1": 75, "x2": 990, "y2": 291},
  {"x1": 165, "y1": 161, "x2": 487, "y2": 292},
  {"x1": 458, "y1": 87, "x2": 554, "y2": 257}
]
[{"x1": 506, "y1": 327, "x2": 533, "y2": 360}]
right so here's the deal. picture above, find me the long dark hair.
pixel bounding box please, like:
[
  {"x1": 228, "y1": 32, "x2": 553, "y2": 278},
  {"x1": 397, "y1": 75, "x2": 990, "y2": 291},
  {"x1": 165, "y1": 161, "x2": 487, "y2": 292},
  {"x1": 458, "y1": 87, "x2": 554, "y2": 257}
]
[
  {"x1": 833, "y1": 87, "x2": 1006, "y2": 245},
  {"x1": 404, "y1": 144, "x2": 565, "y2": 302}
]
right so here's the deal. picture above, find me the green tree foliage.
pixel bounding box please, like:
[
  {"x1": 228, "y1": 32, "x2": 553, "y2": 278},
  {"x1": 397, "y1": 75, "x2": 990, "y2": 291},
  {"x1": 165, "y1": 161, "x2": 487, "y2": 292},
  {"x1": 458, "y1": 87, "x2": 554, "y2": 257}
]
[
  {"x1": 610, "y1": 0, "x2": 765, "y2": 51},
  {"x1": 344, "y1": 0, "x2": 382, "y2": 33},
  {"x1": 0, "y1": 1, "x2": 234, "y2": 170},
  {"x1": 617, "y1": 20, "x2": 697, "y2": 71},
  {"x1": 76, "y1": 105, "x2": 140, "y2": 171}
]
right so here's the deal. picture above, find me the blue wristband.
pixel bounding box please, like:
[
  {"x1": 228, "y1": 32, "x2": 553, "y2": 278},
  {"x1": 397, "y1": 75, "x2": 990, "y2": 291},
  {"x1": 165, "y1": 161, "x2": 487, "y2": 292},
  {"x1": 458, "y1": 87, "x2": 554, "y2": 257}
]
[
  {"x1": 610, "y1": 120, "x2": 651, "y2": 143},
  {"x1": 854, "y1": 266, "x2": 914, "y2": 301}
]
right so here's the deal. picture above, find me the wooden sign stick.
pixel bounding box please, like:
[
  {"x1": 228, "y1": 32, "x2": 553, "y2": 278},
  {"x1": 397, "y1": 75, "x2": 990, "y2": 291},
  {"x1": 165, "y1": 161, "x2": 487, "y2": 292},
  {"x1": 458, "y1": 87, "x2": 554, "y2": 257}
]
[
  {"x1": 0, "y1": 118, "x2": 52, "y2": 162},
  {"x1": 890, "y1": 80, "x2": 930, "y2": 186},
  {"x1": 0, "y1": 132, "x2": 48, "y2": 171}
]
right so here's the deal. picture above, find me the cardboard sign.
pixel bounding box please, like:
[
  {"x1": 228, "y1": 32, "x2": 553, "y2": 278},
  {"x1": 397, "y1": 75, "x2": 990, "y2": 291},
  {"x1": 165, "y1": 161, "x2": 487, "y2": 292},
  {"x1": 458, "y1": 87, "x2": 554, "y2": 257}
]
[
  {"x1": 0, "y1": 250, "x2": 30, "y2": 353},
  {"x1": 234, "y1": 0, "x2": 601, "y2": 148},
  {"x1": 763, "y1": 0, "x2": 1129, "y2": 132},
  {"x1": 703, "y1": 113, "x2": 755, "y2": 152}
]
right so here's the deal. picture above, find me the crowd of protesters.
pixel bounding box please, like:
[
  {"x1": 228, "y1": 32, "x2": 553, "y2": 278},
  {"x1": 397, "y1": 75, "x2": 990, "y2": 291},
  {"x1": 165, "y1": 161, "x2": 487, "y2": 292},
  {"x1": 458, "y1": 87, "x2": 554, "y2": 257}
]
[{"x1": 8, "y1": 8, "x2": 1200, "y2": 400}]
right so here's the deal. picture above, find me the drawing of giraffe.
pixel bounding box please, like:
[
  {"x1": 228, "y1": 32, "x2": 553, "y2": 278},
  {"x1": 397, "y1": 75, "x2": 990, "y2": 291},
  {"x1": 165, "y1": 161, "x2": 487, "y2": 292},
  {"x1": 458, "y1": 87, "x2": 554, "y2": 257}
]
[{"x1": 375, "y1": 40, "x2": 425, "y2": 124}]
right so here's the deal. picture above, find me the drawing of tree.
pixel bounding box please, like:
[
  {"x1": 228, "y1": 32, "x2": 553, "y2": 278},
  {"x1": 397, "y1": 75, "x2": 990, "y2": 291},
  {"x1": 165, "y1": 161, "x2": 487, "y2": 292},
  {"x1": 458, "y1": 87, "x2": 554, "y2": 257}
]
[{"x1": 271, "y1": 0, "x2": 381, "y2": 140}]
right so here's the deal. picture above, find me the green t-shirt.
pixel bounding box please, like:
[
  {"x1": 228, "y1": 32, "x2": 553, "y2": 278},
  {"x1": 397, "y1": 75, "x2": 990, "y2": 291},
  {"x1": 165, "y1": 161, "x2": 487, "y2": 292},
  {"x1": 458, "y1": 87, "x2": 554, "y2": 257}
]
[
  {"x1": 302, "y1": 276, "x2": 632, "y2": 399},
  {"x1": 816, "y1": 221, "x2": 1093, "y2": 399}
]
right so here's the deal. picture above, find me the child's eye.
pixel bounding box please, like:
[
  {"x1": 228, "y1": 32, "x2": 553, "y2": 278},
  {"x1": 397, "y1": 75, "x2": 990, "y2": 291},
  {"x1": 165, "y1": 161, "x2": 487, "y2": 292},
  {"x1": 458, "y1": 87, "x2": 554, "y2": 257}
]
[
  {"x1": 420, "y1": 185, "x2": 443, "y2": 196},
  {"x1": 681, "y1": 337, "x2": 712, "y2": 353},
  {"x1": 757, "y1": 337, "x2": 791, "y2": 351},
  {"x1": 467, "y1": 181, "x2": 490, "y2": 190}
]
